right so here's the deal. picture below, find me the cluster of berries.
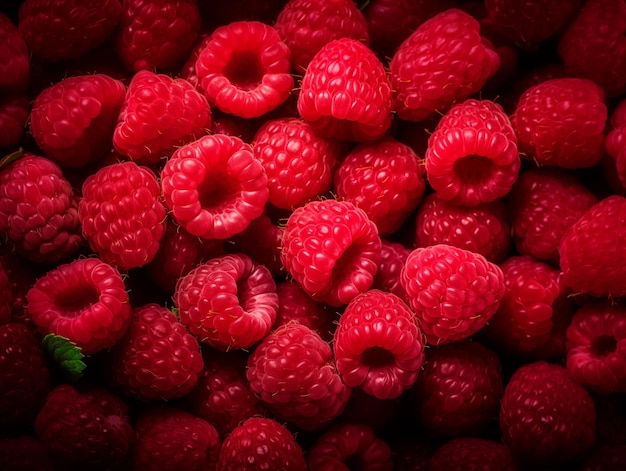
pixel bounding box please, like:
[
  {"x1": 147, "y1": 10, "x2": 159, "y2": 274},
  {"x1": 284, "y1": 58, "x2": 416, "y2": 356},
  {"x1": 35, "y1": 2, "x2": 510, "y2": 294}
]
[{"x1": 2, "y1": 0, "x2": 626, "y2": 470}]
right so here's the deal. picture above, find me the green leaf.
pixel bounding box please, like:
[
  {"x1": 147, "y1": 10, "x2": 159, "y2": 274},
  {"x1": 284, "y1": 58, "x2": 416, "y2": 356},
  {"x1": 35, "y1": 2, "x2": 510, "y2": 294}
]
[
  {"x1": 0, "y1": 148, "x2": 24, "y2": 171},
  {"x1": 42, "y1": 334, "x2": 87, "y2": 380}
]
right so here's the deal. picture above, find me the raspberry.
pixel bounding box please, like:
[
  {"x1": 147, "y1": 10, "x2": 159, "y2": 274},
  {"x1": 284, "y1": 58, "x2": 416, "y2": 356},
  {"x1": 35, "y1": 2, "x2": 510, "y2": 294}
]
[
  {"x1": 333, "y1": 289, "x2": 425, "y2": 400},
  {"x1": 252, "y1": 117, "x2": 342, "y2": 209},
  {"x1": 333, "y1": 136, "x2": 427, "y2": 235},
  {"x1": 297, "y1": 37, "x2": 392, "y2": 142},
  {"x1": 0, "y1": 12, "x2": 29, "y2": 94},
  {"x1": 274, "y1": 0, "x2": 369, "y2": 73},
  {"x1": 161, "y1": 134, "x2": 269, "y2": 240},
  {"x1": 112, "y1": 70, "x2": 212, "y2": 165},
  {"x1": 415, "y1": 193, "x2": 511, "y2": 264},
  {"x1": 559, "y1": 195, "x2": 626, "y2": 298},
  {"x1": 0, "y1": 323, "x2": 51, "y2": 430},
  {"x1": 0, "y1": 153, "x2": 83, "y2": 263},
  {"x1": 35, "y1": 384, "x2": 133, "y2": 470},
  {"x1": 410, "y1": 340, "x2": 503, "y2": 437},
  {"x1": 78, "y1": 161, "x2": 167, "y2": 271},
  {"x1": 506, "y1": 167, "x2": 598, "y2": 264},
  {"x1": 558, "y1": 0, "x2": 626, "y2": 98},
  {"x1": 216, "y1": 417, "x2": 308, "y2": 471},
  {"x1": 500, "y1": 361, "x2": 596, "y2": 465},
  {"x1": 0, "y1": 94, "x2": 29, "y2": 150},
  {"x1": 195, "y1": 21, "x2": 294, "y2": 119},
  {"x1": 173, "y1": 253, "x2": 278, "y2": 351},
  {"x1": 29, "y1": 74, "x2": 127, "y2": 169},
  {"x1": 308, "y1": 422, "x2": 393, "y2": 471},
  {"x1": 131, "y1": 406, "x2": 220, "y2": 471},
  {"x1": 18, "y1": 0, "x2": 123, "y2": 62},
  {"x1": 512, "y1": 77, "x2": 607, "y2": 169},
  {"x1": 389, "y1": 8, "x2": 500, "y2": 122},
  {"x1": 428, "y1": 437, "x2": 515, "y2": 471},
  {"x1": 246, "y1": 322, "x2": 351, "y2": 430},
  {"x1": 115, "y1": 0, "x2": 201, "y2": 73},
  {"x1": 372, "y1": 240, "x2": 410, "y2": 302},
  {"x1": 425, "y1": 98, "x2": 520, "y2": 207},
  {"x1": 280, "y1": 199, "x2": 382, "y2": 306},
  {"x1": 0, "y1": 435, "x2": 54, "y2": 471},
  {"x1": 109, "y1": 304, "x2": 204, "y2": 401},
  {"x1": 26, "y1": 257, "x2": 132, "y2": 355},
  {"x1": 401, "y1": 244, "x2": 505, "y2": 345},
  {"x1": 566, "y1": 301, "x2": 626, "y2": 394}
]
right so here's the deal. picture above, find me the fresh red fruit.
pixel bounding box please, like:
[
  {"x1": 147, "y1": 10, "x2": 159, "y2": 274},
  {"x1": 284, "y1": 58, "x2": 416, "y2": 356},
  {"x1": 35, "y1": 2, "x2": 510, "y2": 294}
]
[
  {"x1": 280, "y1": 199, "x2": 382, "y2": 306},
  {"x1": 425, "y1": 98, "x2": 520, "y2": 207},
  {"x1": 247, "y1": 322, "x2": 351, "y2": 430},
  {"x1": 274, "y1": 0, "x2": 369, "y2": 73},
  {"x1": 411, "y1": 340, "x2": 503, "y2": 437},
  {"x1": 26, "y1": 257, "x2": 132, "y2": 354},
  {"x1": 389, "y1": 8, "x2": 500, "y2": 122},
  {"x1": 115, "y1": 0, "x2": 201, "y2": 72},
  {"x1": 333, "y1": 136, "x2": 427, "y2": 235},
  {"x1": 29, "y1": 73, "x2": 127, "y2": 168},
  {"x1": 113, "y1": 70, "x2": 212, "y2": 165},
  {"x1": 195, "y1": 20, "x2": 294, "y2": 118},
  {"x1": 333, "y1": 289, "x2": 425, "y2": 400},
  {"x1": 131, "y1": 406, "x2": 221, "y2": 471},
  {"x1": 0, "y1": 323, "x2": 51, "y2": 430},
  {"x1": 35, "y1": 384, "x2": 133, "y2": 471},
  {"x1": 559, "y1": 195, "x2": 626, "y2": 298},
  {"x1": 79, "y1": 161, "x2": 167, "y2": 271},
  {"x1": 18, "y1": 0, "x2": 123, "y2": 62},
  {"x1": 401, "y1": 244, "x2": 505, "y2": 345},
  {"x1": 174, "y1": 253, "x2": 278, "y2": 351},
  {"x1": 372, "y1": 240, "x2": 410, "y2": 302},
  {"x1": 0, "y1": 153, "x2": 83, "y2": 263},
  {"x1": 428, "y1": 437, "x2": 516, "y2": 471},
  {"x1": 512, "y1": 77, "x2": 607, "y2": 169},
  {"x1": 161, "y1": 133, "x2": 269, "y2": 240},
  {"x1": 0, "y1": 12, "x2": 30, "y2": 94},
  {"x1": 216, "y1": 417, "x2": 308, "y2": 471},
  {"x1": 0, "y1": 94, "x2": 29, "y2": 150},
  {"x1": 0, "y1": 435, "x2": 54, "y2": 471},
  {"x1": 500, "y1": 361, "x2": 596, "y2": 465},
  {"x1": 109, "y1": 303, "x2": 204, "y2": 401},
  {"x1": 297, "y1": 37, "x2": 392, "y2": 142}
]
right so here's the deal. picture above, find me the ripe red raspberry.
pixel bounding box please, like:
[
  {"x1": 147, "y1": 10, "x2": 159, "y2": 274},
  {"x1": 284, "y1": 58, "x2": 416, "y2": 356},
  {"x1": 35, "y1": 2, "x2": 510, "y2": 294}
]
[
  {"x1": 297, "y1": 37, "x2": 392, "y2": 142},
  {"x1": 0, "y1": 435, "x2": 54, "y2": 471},
  {"x1": 0, "y1": 323, "x2": 51, "y2": 430},
  {"x1": 558, "y1": 0, "x2": 626, "y2": 98},
  {"x1": 113, "y1": 70, "x2": 212, "y2": 165},
  {"x1": 480, "y1": 255, "x2": 575, "y2": 360},
  {"x1": 333, "y1": 289, "x2": 425, "y2": 400},
  {"x1": 252, "y1": 117, "x2": 342, "y2": 209},
  {"x1": 425, "y1": 98, "x2": 520, "y2": 207},
  {"x1": 35, "y1": 384, "x2": 133, "y2": 470},
  {"x1": 506, "y1": 168, "x2": 598, "y2": 264},
  {"x1": 401, "y1": 244, "x2": 505, "y2": 345},
  {"x1": 428, "y1": 437, "x2": 515, "y2": 471},
  {"x1": 274, "y1": 0, "x2": 369, "y2": 73},
  {"x1": 308, "y1": 422, "x2": 393, "y2": 471},
  {"x1": 246, "y1": 322, "x2": 351, "y2": 430},
  {"x1": 0, "y1": 12, "x2": 29, "y2": 94},
  {"x1": 161, "y1": 134, "x2": 269, "y2": 240},
  {"x1": 411, "y1": 340, "x2": 503, "y2": 437},
  {"x1": 333, "y1": 136, "x2": 427, "y2": 235},
  {"x1": 0, "y1": 94, "x2": 29, "y2": 150},
  {"x1": 195, "y1": 21, "x2": 294, "y2": 119},
  {"x1": 372, "y1": 239, "x2": 410, "y2": 302},
  {"x1": 415, "y1": 193, "x2": 511, "y2": 264},
  {"x1": 18, "y1": 0, "x2": 123, "y2": 62},
  {"x1": 109, "y1": 303, "x2": 204, "y2": 401},
  {"x1": 566, "y1": 301, "x2": 626, "y2": 394},
  {"x1": 79, "y1": 161, "x2": 167, "y2": 271},
  {"x1": 513, "y1": 77, "x2": 607, "y2": 169},
  {"x1": 26, "y1": 257, "x2": 132, "y2": 354},
  {"x1": 29, "y1": 74, "x2": 127, "y2": 169},
  {"x1": 174, "y1": 253, "x2": 278, "y2": 351},
  {"x1": 280, "y1": 199, "x2": 382, "y2": 306},
  {"x1": 216, "y1": 417, "x2": 307, "y2": 471},
  {"x1": 500, "y1": 361, "x2": 596, "y2": 465},
  {"x1": 389, "y1": 9, "x2": 500, "y2": 122},
  {"x1": 115, "y1": 0, "x2": 200, "y2": 72},
  {"x1": 131, "y1": 406, "x2": 220, "y2": 471},
  {"x1": 559, "y1": 195, "x2": 626, "y2": 298},
  {"x1": 0, "y1": 153, "x2": 83, "y2": 263}
]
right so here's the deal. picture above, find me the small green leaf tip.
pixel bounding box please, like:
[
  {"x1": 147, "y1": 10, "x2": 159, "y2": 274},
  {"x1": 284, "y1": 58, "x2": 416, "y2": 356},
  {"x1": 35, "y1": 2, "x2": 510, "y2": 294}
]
[{"x1": 42, "y1": 334, "x2": 87, "y2": 380}]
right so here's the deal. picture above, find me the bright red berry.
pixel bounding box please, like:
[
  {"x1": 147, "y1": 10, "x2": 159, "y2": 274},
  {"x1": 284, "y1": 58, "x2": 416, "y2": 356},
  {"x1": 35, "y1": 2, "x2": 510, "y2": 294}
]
[
  {"x1": 0, "y1": 12, "x2": 29, "y2": 94},
  {"x1": 428, "y1": 437, "x2": 515, "y2": 471}
]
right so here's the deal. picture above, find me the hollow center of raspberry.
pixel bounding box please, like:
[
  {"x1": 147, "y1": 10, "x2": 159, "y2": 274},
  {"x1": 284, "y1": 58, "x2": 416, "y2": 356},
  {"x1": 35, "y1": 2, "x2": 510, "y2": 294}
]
[
  {"x1": 591, "y1": 335, "x2": 618, "y2": 357},
  {"x1": 453, "y1": 154, "x2": 494, "y2": 183},
  {"x1": 223, "y1": 51, "x2": 263, "y2": 91},
  {"x1": 197, "y1": 172, "x2": 237, "y2": 209},
  {"x1": 362, "y1": 346, "x2": 395, "y2": 368},
  {"x1": 53, "y1": 284, "x2": 100, "y2": 318}
]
